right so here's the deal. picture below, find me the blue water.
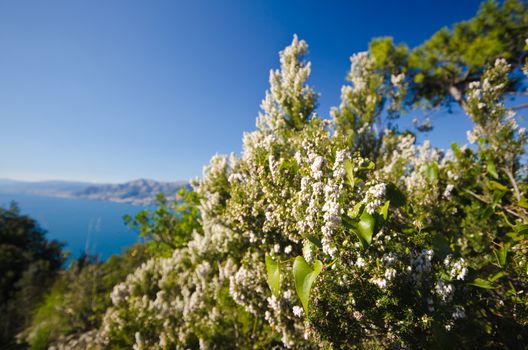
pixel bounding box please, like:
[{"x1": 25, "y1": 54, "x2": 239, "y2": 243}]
[{"x1": 0, "y1": 192, "x2": 145, "y2": 261}]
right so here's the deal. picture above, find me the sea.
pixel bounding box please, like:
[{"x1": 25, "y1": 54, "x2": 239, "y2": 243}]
[{"x1": 0, "y1": 192, "x2": 146, "y2": 262}]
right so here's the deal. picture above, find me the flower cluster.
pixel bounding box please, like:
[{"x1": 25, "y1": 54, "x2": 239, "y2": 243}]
[
  {"x1": 409, "y1": 249, "x2": 434, "y2": 284},
  {"x1": 362, "y1": 182, "x2": 386, "y2": 215},
  {"x1": 443, "y1": 255, "x2": 468, "y2": 281}
]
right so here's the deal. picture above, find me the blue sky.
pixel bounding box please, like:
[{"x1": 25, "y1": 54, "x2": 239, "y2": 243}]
[{"x1": 0, "y1": 0, "x2": 484, "y2": 183}]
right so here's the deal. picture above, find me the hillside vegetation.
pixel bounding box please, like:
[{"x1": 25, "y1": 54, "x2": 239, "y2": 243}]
[{"x1": 15, "y1": 1, "x2": 528, "y2": 349}]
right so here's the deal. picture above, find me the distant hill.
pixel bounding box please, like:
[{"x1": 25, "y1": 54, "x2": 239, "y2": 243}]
[{"x1": 0, "y1": 178, "x2": 188, "y2": 205}]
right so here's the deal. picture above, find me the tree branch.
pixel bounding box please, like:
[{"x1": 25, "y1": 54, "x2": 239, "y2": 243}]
[
  {"x1": 448, "y1": 85, "x2": 469, "y2": 114},
  {"x1": 503, "y1": 167, "x2": 521, "y2": 202},
  {"x1": 462, "y1": 189, "x2": 524, "y2": 220}
]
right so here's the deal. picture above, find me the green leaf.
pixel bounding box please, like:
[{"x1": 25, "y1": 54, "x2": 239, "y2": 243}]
[
  {"x1": 344, "y1": 208, "x2": 380, "y2": 249},
  {"x1": 514, "y1": 224, "x2": 528, "y2": 236},
  {"x1": 489, "y1": 271, "x2": 506, "y2": 282},
  {"x1": 506, "y1": 231, "x2": 521, "y2": 241},
  {"x1": 451, "y1": 143, "x2": 462, "y2": 159},
  {"x1": 359, "y1": 159, "x2": 375, "y2": 170},
  {"x1": 414, "y1": 72, "x2": 425, "y2": 83},
  {"x1": 518, "y1": 196, "x2": 528, "y2": 209},
  {"x1": 278, "y1": 158, "x2": 299, "y2": 175},
  {"x1": 486, "y1": 159, "x2": 499, "y2": 179},
  {"x1": 344, "y1": 159, "x2": 355, "y2": 188},
  {"x1": 348, "y1": 202, "x2": 364, "y2": 218},
  {"x1": 495, "y1": 243, "x2": 509, "y2": 267},
  {"x1": 385, "y1": 183, "x2": 406, "y2": 207},
  {"x1": 469, "y1": 278, "x2": 495, "y2": 289},
  {"x1": 500, "y1": 212, "x2": 515, "y2": 228},
  {"x1": 356, "y1": 210, "x2": 376, "y2": 248},
  {"x1": 342, "y1": 214, "x2": 355, "y2": 229},
  {"x1": 480, "y1": 206, "x2": 494, "y2": 220},
  {"x1": 265, "y1": 256, "x2": 280, "y2": 297},
  {"x1": 432, "y1": 233, "x2": 451, "y2": 259},
  {"x1": 492, "y1": 190, "x2": 506, "y2": 207},
  {"x1": 379, "y1": 200, "x2": 390, "y2": 220},
  {"x1": 489, "y1": 180, "x2": 508, "y2": 192},
  {"x1": 293, "y1": 256, "x2": 323, "y2": 315},
  {"x1": 305, "y1": 234, "x2": 322, "y2": 248},
  {"x1": 425, "y1": 163, "x2": 438, "y2": 182}
]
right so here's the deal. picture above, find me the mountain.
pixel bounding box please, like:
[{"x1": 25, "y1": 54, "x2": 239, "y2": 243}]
[
  {"x1": 0, "y1": 178, "x2": 188, "y2": 205},
  {"x1": 73, "y1": 179, "x2": 189, "y2": 205}
]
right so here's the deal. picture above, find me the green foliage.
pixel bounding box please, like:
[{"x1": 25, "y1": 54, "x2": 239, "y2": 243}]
[
  {"x1": 292, "y1": 256, "x2": 323, "y2": 315},
  {"x1": 0, "y1": 202, "x2": 64, "y2": 349},
  {"x1": 124, "y1": 187, "x2": 201, "y2": 255},
  {"x1": 356, "y1": 210, "x2": 376, "y2": 248},
  {"x1": 265, "y1": 256, "x2": 280, "y2": 297},
  {"x1": 21, "y1": 244, "x2": 151, "y2": 349},
  {"x1": 337, "y1": 0, "x2": 528, "y2": 131}
]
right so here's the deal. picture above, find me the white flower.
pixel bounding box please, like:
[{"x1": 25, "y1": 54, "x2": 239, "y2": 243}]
[
  {"x1": 355, "y1": 257, "x2": 366, "y2": 267},
  {"x1": 410, "y1": 249, "x2": 434, "y2": 284},
  {"x1": 303, "y1": 240, "x2": 314, "y2": 263},
  {"x1": 495, "y1": 57, "x2": 508, "y2": 67},
  {"x1": 268, "y1": 155, "x2": 278, "y2": 179},
  {"x1": 292, "y1": 305, "x2": 304, "y2": 317},
  {"x1": 444, "y1": 255, "x2": 468, "y2": 280},
  {"x1": 312, "y1": 181, "x2": 324, "y2": 194},
  {"x1": 443, "y1": 184, "x2": 454, "y2": 199},
  {"x1": 466, "y1": 130, "x2": 478, "y2": 144},
  {"x1": 506, "y1": 110, "x2": 519, "y2": 131},
  {"x1": 390, "y1": 72, "x2": 405, "y2": 86},
  {"x1": 435, "y1": 279, "x2": 454, "y2": 302},
  {"x1": 447, "y1": 170, "x2": 458, "y2": 181},
  {"x1": 382, "y1": 252, "x2": 397, "y2": 265},
  {"x1": 376, "y1": 279, "x2": 387, "y2": 289},
  {"x1": 482, "y1": 78, "x2": 491, "y2": 92},
  {"x1": 133, "y1": 332, "x2": 144, "y2": 350},
  {"x1": 228, "y1": 173, "x2": 246, "y2": 184},
  {"x1": 363, "y1": 182, "x2": 386, "y2": 214},
  {"x1": 427, "y1": 296, "x2": 435, "y2": 312},
  {"x1": 322, "y1": 237, "x2": 337, "y2": 257},
  {"x1": 384, "y1": 268, "x2": 396, "y2": 281},
  {"x1": 310, "y1": 155, "x2": 324, "y2": 179},
  {"x1": 470, "y1": 87, "x2": 481, "y2": 100},
  {"x1": 372, "y1": 277, "x2": 387, "y2": 289},
  {"x1": 294, "y1": 151, "x2": 302, "y2": 165},
  {"x1": 110, "y1": 283, "x2": 128, "y2": 306},
  {"x1": 284, "y1": 245, "x2": 292, "y2": 254},
  {"x1": 468, "y1": 81, "x2": 480, "y2": 89},
  {"x1": 349, "y1": 52, "x2": 370, "y2": 91},
  {"x1": 452, "y1": 305, "x2": 466, "y2": 319}
]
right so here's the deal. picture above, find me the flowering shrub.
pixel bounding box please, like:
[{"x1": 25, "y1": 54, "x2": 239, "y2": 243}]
[{"x1": 39, "y1": 2, "x2": 528, "y2": 349}]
